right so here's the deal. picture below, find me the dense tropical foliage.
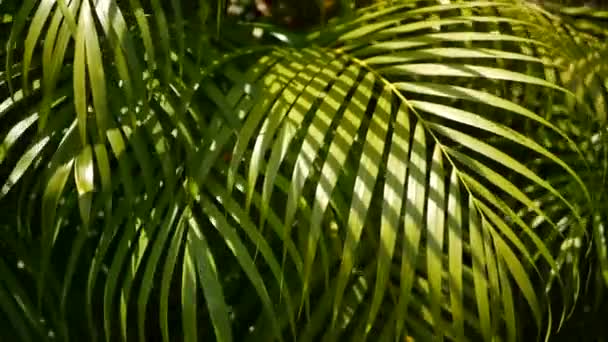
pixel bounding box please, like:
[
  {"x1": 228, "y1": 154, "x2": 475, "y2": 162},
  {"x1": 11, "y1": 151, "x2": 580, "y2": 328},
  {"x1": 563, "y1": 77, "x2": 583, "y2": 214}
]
[{"x1": 1, "y1": 0, "x2": 607, "y2": 340}]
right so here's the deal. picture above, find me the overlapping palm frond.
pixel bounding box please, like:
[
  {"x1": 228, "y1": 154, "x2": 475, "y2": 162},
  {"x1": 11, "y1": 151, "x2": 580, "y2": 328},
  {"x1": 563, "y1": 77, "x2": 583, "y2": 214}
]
[
  {"x1": 0, "y1": 1, "x2": 264, "y2": 341},
  {"x1": 494, "y1": 3, "x2": 608, "y2": 331},
  {"x1": 1, "y1": 0, "x2": 606, "y2": 341},
  {"x1": 226, "y1": 1, "x2": 595, "y2": 340}
]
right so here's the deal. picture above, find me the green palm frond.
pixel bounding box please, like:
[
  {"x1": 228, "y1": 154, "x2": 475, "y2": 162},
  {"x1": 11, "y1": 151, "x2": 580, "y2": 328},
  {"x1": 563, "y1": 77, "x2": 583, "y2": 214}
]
[
  {"x1": 1, "y1": 0, "x2": 607, "y2": 341},
  {"x1": 224, "y1": 1, "x2": 593, "y2": 340}
]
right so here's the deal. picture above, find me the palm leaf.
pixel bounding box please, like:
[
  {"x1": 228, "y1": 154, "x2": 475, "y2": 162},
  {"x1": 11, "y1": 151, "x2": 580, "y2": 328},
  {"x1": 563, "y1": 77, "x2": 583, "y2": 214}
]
[{"x1": 224, "y1": 1, "x2": 592, "y2": 340}]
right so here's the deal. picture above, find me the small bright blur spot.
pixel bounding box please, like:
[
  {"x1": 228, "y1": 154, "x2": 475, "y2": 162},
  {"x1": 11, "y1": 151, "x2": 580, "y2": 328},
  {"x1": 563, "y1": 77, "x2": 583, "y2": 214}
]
[
  {"x1": 330, "y1": 221, "x2": 338, "y2": 235},
  {"x1": 244, "y1": 83, "x2": 252, "y2": 94},
  {"x1": 248, "y1": 326, "x2": 255, "y2": 333},
  {"x1": 272, "y1": 32, "x2": 289, "y2": 43},
  {"x1": 252, "y1": 27, "x2": 264, "y2": 39},
  {"x1": 17, "y1": 260, "x2": 24, "y2": 269},
  {"x1": 227, "y1": 2, "x2": 244, "y2": 15},
  {"x1": 48, "y1": 330, "x2": 55, "y2": 338}
]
